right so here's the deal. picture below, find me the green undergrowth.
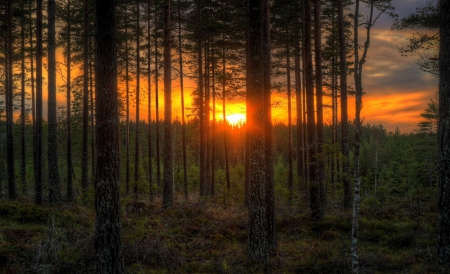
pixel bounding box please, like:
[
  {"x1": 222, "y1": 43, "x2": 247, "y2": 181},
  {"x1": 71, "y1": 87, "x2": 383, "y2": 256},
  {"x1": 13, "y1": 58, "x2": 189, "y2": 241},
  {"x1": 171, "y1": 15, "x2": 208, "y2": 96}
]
[{"x1": 0, "y1": 190, "x2": 440, "y2": 273}]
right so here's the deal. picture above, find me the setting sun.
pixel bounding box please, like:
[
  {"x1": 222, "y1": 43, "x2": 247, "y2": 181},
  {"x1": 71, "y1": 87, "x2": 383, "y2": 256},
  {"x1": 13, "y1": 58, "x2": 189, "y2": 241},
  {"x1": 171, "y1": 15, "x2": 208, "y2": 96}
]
[{"x1": 226, "y1": 113, "x2": 246, "y2": 126}]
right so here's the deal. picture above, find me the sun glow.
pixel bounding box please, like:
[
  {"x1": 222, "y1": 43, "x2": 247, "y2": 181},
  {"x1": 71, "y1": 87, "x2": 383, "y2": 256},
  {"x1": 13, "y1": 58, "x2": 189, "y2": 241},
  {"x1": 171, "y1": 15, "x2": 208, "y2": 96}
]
[{"x1": 226, "y1": 113, "x2": 246, "y2": 126}]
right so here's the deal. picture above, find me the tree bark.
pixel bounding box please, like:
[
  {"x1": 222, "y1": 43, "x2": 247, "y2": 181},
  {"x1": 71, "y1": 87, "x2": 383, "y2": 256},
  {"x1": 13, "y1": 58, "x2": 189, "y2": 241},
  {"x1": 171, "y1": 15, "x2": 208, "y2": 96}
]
[
  {"x1": 438, "y1": 0, "x2": 450, "y2": 268},
  {"x1": 303, "y1": 0, "x2": 318, "y2": 220},
  {"x1": 82, "y1": 0, "x2": 90, "y2": 199},
  {"x1": 20, "y1": 0, "x2": 26, "y2": 196},
  {"x1": 48, "y1": 0, "x2": 61, "y2": 204},
  {"x1": 6, "y1": 0, "x2": 16, "y2": 200},
  {"x1": 162, "y1": 0, "x2": 173, "y2": 209},
  {"x1": 148, "y1": 0, "x2": 154, "y2": 202},
  {"x1": 94, "y1": 0, "x2": 124, "y2": 271},
  {"x1": 66, "y1": 0, "x2": 74, "y2": 200},
  {"x1": 178, "y1": 0, "x2": 188, "y2": 200},
  {"x1": 337, "y1": 0, "x2": 352, "y2": 210},
  {"x1": 35, "y1": 0, "x2": 43, "y2": 204},
  {"x1": 135, "y1": 0, "x2": 141, "y2": 200}
]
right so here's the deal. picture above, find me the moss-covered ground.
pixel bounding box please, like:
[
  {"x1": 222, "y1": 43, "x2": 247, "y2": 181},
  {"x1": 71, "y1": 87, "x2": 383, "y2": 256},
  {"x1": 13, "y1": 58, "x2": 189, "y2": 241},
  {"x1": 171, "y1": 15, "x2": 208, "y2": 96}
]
[{"x1": 0, "y1": 188, "x2": 440, "y2": 273}]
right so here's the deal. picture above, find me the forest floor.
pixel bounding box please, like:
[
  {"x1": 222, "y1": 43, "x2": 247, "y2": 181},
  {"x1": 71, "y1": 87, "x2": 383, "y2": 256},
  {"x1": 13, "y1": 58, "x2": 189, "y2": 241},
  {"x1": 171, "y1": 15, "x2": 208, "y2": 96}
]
[{"x1": 0, "y1": 188, "x2": 440, "y2": 273}]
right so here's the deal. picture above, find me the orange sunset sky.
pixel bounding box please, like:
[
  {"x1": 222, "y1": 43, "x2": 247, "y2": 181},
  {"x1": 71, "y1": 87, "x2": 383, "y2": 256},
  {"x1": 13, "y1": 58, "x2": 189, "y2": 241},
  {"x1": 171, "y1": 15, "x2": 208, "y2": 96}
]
[{"x1": 32, "y1": 0, "x2": 438, "y2": 133}]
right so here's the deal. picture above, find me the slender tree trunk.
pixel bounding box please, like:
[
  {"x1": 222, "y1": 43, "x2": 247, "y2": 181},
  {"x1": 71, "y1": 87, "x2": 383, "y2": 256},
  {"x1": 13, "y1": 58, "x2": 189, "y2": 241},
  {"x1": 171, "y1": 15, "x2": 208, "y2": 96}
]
[
  {"x1": 94, "y1": 0, "x2": 124, "y2": 270},
  {"x1": 82, "y1": 0, "x2": 90, "y2": 198},
  {"x1": 6, "y1": 0, "x2": 16, "y2": 200},
  {"x1": 125, "y1": 7, "x2": 130, "y2": 195},
  {"x1": 263, "y1": 0, "x2": 276, "y2": 250},
  {"x1": 351, "y1": 1, "x2": 361, "y2": 271},
  {"x1": 35, "y1": 0, "x2": 43, "y2": 204},
  {"x1": 135, "y1": 0, "x2": 141, "y2": 200},
  {"x1": 21, "y1": 0, "x2": 26, "y2": 196},
  {"x1": 337, "y1": 0, "x2": 352, "y2": 209},
  {"x1": 178, "y1": 0, "x2": 188, "y2": 200},
  {"x1": 313, "y1": 0, "x2": 324, "y2": 219},
  {"x1": 205, "y1": 40, "x2": 211, "y2": 196},
  {"x1": 295, "y1": 35, "x2": 304, "y2": 189},
  {"x1": 331, "y1": 0, "x2": 337, "y2": 188},
  {"x1": 438, "y1": 0, "x2": 450, "y2": 268},
  {"x1": 222, "y1": 37, "x2": 231, "y2": 196},
  {"x1": 66, "y1": 0, "x2": 74, "y2": 200},
  {"x1": 29, "y1": 0, "x2": 36, "y2": 197},
  {"x1": 90, "y1": 44, "x2": 96, "y2": 180},
  {"x1": 352, "y1": 0, "x2": 373, "y2": 272},
  {"x1": 287, "y1": 36, "x2": 293, "y2": 207},
  {"x1": 198, "y1": 4, "x2": 206, "y2": 200},
  {"x1": 148, "y1": 0, "x2": 154, "y2": 202},
  {"x1": 303, "y1": 0, "x2": 318, "y2": 220},
  {"x1": 211, "y1": 40, "x2": 216, "y2": 198},
  {"x1": 162, "y1": 0, "x2": 173, "y2": 209},
  {"x1": 155, "y1": 1, "x2": 161, "y2": 194},
  {"x1": 48, "y1": 0, "x2": 61, "y2": 204}
]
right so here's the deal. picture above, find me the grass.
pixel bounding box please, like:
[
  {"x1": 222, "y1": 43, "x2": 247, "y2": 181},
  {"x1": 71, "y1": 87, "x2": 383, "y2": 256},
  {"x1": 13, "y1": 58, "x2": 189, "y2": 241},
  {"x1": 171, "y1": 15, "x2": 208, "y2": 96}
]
[{"x1": 0, "y1": 189, "x2": 441, "y2": 273}]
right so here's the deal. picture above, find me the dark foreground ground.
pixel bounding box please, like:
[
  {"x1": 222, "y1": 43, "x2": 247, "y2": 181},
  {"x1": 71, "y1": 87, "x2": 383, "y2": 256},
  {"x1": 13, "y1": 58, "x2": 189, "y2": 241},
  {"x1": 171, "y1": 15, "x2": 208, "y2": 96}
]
[{"x1": 0, "y1": 188, "x2": 440, "y2": 273}]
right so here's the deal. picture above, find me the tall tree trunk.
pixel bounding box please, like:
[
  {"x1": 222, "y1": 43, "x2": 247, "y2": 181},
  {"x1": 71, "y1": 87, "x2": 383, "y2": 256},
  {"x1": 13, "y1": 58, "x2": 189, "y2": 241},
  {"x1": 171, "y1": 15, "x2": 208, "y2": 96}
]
[
  {"x1": 155, "y1": 1, "x2": 161, "y2": 194},
  {"x1": 178, "y1": 0, "x2": 188, "y2": 200},
  {"x1": 211, "y1": 40, "x2": 216, "y2": 198},
  {"x1": 303, "y1": 0, "x2": 318, "y2": 220},
  {"x1": 21, "y1": 0, "x2": 26, "y2": 196},
  {"x1": 162, "y1": 0, "x2": 173, "y2": 209},
  {"x1": 35, "y1": 0, "x2": 43, "y2": 204},
  {"x1": 204, "y1": 40, "x2": 211, "y2": 196},
  {"x1": 82, "y1": 0, "x2": 90, "y2": 198},
  {"x1": 438, "y1": 0, "x2": 450, "y2": 268},
  {"x1": 198, "y1": 4, "x2": 206, "y2": 200},
  {"x1": 6, "y1": 0, "x2": 16, "y2": 200},
  {"x1": 263, "y1": 0, "x2": 276, "y2": 250},
  {"x1": 148, "y1": 0, "x2": 154, "y2": 202},
  {"x1": 94, "y1": 0, "x2": 124, "y2": 270},
  {"x1": 135, "y1": 0, "x2": 141, "y2": 200},
  {"x1": 295, "y1": 35, "x2": 304, "y2": 190},
  {"x1": 66, "y1": 0, "x2": 74, "y2": 200},
  {"x1": 352, "y1": 0, "x2": 373, "y2": 272},
  {"x1": 29, "y1": 0, "x2": 36, "y2": 198},
  {"x1": 287, "y1": 36, "x2": 293, "y2": 207},
  {"x1": 337, "y1": 0, "x2": 352, "y2": 209},
  {"x1": 48, "y1": 0, "x2": 61, "y2": 204},
  {"x1": 247, "y1": 0, "x2": 268, "y2": 260},
  {"x1": 221, "y1": 37, "x2": 231, "y2": 196},
  {"x1": 313, "y1": 0, "x2": 324, "y2": 219},
  {"x1": 125, "y1": 7, "x2": 130, "y2": 195},
  {"x1": 351, "y1": 1, "x2": 361, "y2": 271},
  {"x1": 90, "y1": 43, "x2": 96, "y2": 181},
  {"x1": 330, "y1": 0, "x2": 337, "y2": 188}
]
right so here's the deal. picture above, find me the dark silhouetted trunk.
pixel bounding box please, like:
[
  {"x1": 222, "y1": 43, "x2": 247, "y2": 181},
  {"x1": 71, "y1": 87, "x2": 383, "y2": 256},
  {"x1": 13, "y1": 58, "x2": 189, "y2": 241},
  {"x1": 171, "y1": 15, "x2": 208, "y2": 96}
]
[
  {"x1": 162, "y1": 0, "x2": 173, "y2": 209},
  {"x1": 125, "y1": 6, "x2": 130, "y2": 195},
  {"x1": 438, "y1": 0, "x2": 450, "y2": 268},
  {"x1": 155, "y1": 1, "x2": 161, "y2": 194},
  {"x1": 94, "y1": 0, "x2": 124, "y2": 270},
  {"x1": 82, "y1": 0, "x2": 90, "y2": 198},
  {"x1": 20, "y1": 0, "x2": 26, "y2": 196},
  {"x1": 303, "y1": 0, "x2": 318, "y2": 220},
  {"x1": 135, "y1": 0, "x2": 141, "y2": 199},
  {"x1": 313, "y1": 0, "x2": 324, "y2": 220},
  {"x1": 337, "y1": 0, "x2": 351, "y2": 209},
  {"x1": 148, "y1": 0, "x2": 154, "y2": 202},
  {"x1": 6, "y1": 0, "x2": 16, "y2": 199},
  {"x1": 35, "y1": 0, "x2": 43, "y2": 204},
  {"x1": 48, "y1": 0, "x2": 61, "y2": 204},
  {"x1": 222, "y1": 37, "x2": 231, "y2": 196},
  {"x1": 66, "y1": 0, "x2": 74, "y2": 200},
  {"x1": 178, "y1": 0, "x2": 188, "y2": 200},
  {"x1": 287, "y1": 36, "x2": 293, "y2": 207}
]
